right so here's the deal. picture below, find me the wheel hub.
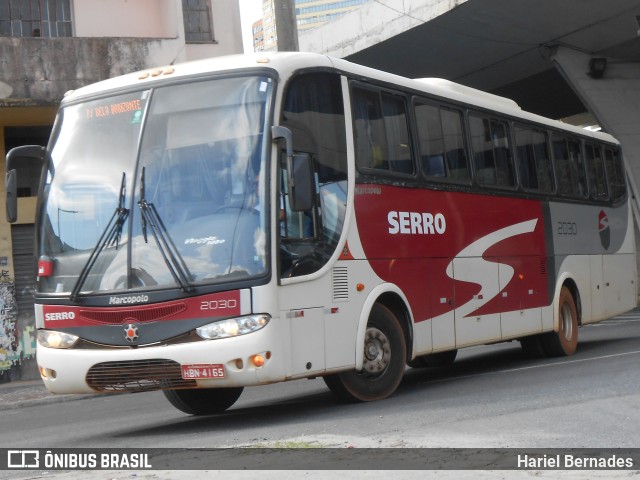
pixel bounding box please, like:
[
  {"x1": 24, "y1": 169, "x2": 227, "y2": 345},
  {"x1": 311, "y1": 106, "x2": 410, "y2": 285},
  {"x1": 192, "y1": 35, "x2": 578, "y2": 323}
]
[
  {"x1": 362, "y1": 327, "x2": 391, "y2": 376},
  {"x1": 560, "y1": 303, "x2": 574, "y2": 341}
]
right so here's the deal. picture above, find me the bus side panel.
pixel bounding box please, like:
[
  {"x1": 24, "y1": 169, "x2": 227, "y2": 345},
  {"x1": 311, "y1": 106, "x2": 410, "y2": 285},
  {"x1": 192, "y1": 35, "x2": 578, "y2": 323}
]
[
  {"x1": 368, "y1": 256, "x2": 454, "y2": 353},
  {"x1": 548, "y1": 199, "x2": 636, "y2": 323},
  {"x1": 599, "y1": 200, "x2": 638, "y2": 318},
  {"x1": 498, "y1": 257, "x2": 543, "y2": 339},
  {"x1": 354, "y1": 185, "x2": 549, "y2": 352},
  {"x1": 602, "y1": 253, "x2": 637, "y2": 316}
]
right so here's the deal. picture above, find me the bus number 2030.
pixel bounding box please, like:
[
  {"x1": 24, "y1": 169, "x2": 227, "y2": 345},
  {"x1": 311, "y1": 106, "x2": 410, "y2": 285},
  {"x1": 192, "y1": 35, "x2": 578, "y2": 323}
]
[{"x1": 200, "y1": 299, "x2": 238, "y2": 310}]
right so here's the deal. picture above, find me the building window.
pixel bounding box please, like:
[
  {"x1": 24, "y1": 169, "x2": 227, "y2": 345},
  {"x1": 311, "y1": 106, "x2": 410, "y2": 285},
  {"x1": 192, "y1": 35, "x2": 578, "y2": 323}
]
[
  {"x1": 0, "y1": 0, "x2": 72, "y2": 37},
  {"x1": 182, "y1": 0, "x2": 214, "y2": 43},
  {"x1": 4, "y1": 126, "x2": 52, "y2": 197}
]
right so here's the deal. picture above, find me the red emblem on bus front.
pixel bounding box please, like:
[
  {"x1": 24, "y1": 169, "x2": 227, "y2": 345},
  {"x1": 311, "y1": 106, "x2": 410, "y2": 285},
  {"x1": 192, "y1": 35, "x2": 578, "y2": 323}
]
[{"x1": 124, "y1": 324, "x2": 139, "y2": 343}]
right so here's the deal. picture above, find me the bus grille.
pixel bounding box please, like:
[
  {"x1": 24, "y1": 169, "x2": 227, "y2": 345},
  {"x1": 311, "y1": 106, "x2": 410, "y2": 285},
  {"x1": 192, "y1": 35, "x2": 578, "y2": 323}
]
[
  {"x1": 86, "y1": 359, "x2": 196, "y2": 393},
  {"x1": 80, "y1": 303, "x2": 187, "y2": 324}
]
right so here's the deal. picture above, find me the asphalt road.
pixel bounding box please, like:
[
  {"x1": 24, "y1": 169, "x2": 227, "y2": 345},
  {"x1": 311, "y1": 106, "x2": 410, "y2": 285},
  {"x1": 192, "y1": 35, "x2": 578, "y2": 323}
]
[
  {"x1": 1, "y1": 310, "x2": 639, "y2": 478},
  {"x1": 2, "y1": 311, "x2": 640, "y2": 448}
]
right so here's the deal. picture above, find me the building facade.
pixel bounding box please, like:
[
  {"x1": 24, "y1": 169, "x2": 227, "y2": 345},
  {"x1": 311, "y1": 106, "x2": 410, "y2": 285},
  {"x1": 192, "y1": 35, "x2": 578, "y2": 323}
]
[
  {"x1": 253, "y1": 0, "x2": 371, "y2": 51},
  {"x1": 0, "y1": 0, "x2": 243, "y2": 381}
]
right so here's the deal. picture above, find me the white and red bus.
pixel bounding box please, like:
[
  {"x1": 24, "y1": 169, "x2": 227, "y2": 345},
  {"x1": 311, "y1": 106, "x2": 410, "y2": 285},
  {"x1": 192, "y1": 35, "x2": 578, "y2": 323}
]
[{"x1": 6, "y1": 52, "x2": 636, "y2": 414}]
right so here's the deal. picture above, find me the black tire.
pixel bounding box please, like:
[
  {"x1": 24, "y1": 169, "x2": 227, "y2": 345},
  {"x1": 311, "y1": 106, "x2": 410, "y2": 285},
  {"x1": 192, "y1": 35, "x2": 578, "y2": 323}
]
[
  {"x1": 520, "y1": 335, "x2": 547, "y2": 358},
  {"x1": 541, "y1": 286, "x2": 578, "y2": 357},
  {"x1": 408, "y1": 349, "x2": 458, "y2": 368},
  {"x1": 324, "y1": 303, "x2": 406, "y2": 402},
  {"x1": 163, "y1": 387, "x2": 243, "y2": 415}
]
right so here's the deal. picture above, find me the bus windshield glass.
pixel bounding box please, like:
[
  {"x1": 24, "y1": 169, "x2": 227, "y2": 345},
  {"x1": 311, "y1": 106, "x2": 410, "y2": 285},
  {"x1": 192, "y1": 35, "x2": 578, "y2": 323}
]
[{"x1": 38, "y1": 75, "x2": 273, "y2": 295}]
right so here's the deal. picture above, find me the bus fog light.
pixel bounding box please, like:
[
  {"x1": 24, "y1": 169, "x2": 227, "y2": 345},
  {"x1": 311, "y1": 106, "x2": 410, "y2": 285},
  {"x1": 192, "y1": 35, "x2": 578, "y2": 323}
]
[
  {"x1": 40, "y1": 367, "x2": 57, "y2": 379},
  {"x1": 196, "y1": 314, "x2": 270, "y2": 340},
  {"x1": 38, "y1": 330, "x2": 79, "y2": 349}
]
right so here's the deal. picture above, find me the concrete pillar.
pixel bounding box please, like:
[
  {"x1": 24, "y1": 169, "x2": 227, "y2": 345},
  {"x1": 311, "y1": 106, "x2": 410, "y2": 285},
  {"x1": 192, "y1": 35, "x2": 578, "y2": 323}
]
[
  {"x1": 273, "y1": 0, "x2": 299, "y2": 52},
  {"x1": 551, "y1": 46, "x2": 640, "y2": 223}
]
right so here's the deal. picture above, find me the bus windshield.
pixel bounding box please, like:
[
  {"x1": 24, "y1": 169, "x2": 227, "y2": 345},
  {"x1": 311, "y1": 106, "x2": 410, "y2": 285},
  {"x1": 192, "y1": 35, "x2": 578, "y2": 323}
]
[{"x1": 38, "y1": 75, "x2": 273, "y2": 295}]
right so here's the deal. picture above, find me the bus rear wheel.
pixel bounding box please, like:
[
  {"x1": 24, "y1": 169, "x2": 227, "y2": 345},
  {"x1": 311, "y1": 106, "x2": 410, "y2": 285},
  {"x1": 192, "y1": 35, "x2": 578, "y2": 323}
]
[
  {"x1": 163, "y1": 387, "x2": 243, "y2": 415},
  {"x1": 541, "y1": 286, "x2": 578, "y2": 356},
  {"x1": 323, "y1": 303, "x2": 406, "y2": 402}
]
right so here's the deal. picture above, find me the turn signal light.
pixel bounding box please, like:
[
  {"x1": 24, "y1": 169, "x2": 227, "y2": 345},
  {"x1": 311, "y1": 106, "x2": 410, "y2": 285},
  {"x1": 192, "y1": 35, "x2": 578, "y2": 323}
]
[{"x1": 251, "y1": 355, "x2": 265, "y2": 368}]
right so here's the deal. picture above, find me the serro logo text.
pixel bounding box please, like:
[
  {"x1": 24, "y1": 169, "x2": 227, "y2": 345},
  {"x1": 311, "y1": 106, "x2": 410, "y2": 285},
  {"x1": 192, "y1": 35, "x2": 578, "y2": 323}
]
[{"x1": 44, "y1": 311, "x2": 76, "y2": 321}]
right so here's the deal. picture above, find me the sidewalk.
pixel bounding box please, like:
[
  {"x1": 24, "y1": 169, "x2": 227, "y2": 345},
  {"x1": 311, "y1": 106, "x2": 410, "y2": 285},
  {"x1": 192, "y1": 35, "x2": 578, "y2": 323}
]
[{"x1": 0, "y1": 378, "x2": 81, "y2": 409}]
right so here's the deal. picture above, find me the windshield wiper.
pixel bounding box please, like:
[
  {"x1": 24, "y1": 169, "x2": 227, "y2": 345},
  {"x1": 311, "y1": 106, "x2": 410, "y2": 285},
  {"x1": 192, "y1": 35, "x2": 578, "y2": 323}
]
[
  {"x1": 70, "y1": 173, "x2": 129, "y2": 301},
  {"x1": 138, "y1": 167, "x2": 193, "y2": 292}
]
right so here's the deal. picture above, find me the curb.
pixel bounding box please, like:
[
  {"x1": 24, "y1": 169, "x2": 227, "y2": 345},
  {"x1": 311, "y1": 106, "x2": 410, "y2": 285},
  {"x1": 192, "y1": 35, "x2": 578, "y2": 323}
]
[{"x1": 0, "y1": 380, "x2": 112, "y2": 410}]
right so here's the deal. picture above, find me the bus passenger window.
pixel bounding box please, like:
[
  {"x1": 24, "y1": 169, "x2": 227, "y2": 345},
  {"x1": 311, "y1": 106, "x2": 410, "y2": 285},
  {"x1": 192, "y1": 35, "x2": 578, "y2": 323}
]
[
  {"x1": 585, "y1": 143, "x2": 608, "y2": 201},
  {"x1": 605, "y1": 147, "x2": 626, "y2": 202},
  {"x1": 353, "y1": 86, "x2": 414, "y2": 175},
  {"x1": 514, "y1": 126, "x2": 553, "y2": 193},
  {"x1": 553, "y1": 135, "x2": 587, "y2": 198},
  {"x1": 415, "y1": 101, "x2": 469, "y2": 183},
  {"x1": 469, "y1": 115, "x2": 514, "y2": 188}
]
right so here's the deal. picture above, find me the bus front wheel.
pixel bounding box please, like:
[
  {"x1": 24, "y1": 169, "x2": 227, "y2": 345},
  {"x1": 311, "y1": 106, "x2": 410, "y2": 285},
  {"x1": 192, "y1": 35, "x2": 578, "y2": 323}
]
[
  {"x1": 541, "y1": 286, "x2": 578, "y2": 356},
  {"x1": 163, "y1": 387, "x2": 243, "y2": 415},
  {"x1": 323, "y1": 303, "x2": 406, "y2": 402}
]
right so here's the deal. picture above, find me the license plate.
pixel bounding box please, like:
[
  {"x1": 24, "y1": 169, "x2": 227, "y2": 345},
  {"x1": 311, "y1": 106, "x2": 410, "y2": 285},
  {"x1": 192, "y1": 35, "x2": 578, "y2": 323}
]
[{"x1": 181, "y1": 364, "x2": 225, "y2": 379}]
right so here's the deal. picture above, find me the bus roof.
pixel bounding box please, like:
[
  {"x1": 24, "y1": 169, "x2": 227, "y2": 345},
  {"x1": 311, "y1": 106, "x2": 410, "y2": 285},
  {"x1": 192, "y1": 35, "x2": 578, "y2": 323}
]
[
  {"x1": 63, "y1": 51, "x2": 618, "y2": 145},
  {"x1": 413, "y1": 78, "x2": 522, "y2": 111}
]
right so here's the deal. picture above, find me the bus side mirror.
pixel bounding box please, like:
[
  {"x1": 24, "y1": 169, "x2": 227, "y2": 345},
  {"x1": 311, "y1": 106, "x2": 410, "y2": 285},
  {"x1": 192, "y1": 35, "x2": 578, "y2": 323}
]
[
  {"x1": 6, "y1": 169, "x2": 17, "y2": 223},
  {"x1": 290, "y1": 153, "x2": 314, "y2": 212},
  {"x1": 271, "y1": 126, "x2": 314, "y2": 212},
  {"x1": 5, "y1": 145, "x2": 47, "y2": 223}
]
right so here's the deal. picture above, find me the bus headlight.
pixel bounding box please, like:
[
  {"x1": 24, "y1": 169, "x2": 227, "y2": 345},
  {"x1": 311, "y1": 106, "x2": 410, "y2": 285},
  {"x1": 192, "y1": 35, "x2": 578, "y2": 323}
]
[
  {"x1": 38, "y1": 330, "x2": 79, "y2": 349},
  {"x1": 196, "y1": 314, "x2": 270, "y2": 340}
]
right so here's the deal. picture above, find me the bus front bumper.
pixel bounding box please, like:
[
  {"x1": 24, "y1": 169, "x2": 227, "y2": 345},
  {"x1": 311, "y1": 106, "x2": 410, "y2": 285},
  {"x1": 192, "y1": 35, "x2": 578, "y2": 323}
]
[{"x1": 36, "y1": 322, "x2": 286, "y2": 395}]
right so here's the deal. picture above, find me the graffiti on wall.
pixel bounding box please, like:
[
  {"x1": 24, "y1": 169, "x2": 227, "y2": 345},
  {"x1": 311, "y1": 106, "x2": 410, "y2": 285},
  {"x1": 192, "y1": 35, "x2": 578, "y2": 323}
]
[
  {"x1": 0, "y1": 253, "x2": 36, "y2": 373},
  {"x1": 0, "y1": 282, "x2": 19, "y2": 371}
]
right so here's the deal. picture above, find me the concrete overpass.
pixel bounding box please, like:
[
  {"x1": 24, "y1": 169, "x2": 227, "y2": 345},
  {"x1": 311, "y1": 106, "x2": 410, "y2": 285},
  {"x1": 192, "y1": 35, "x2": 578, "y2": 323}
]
[{"x1": 299, "y1": 0, "x2": 640, "y2": 223}]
